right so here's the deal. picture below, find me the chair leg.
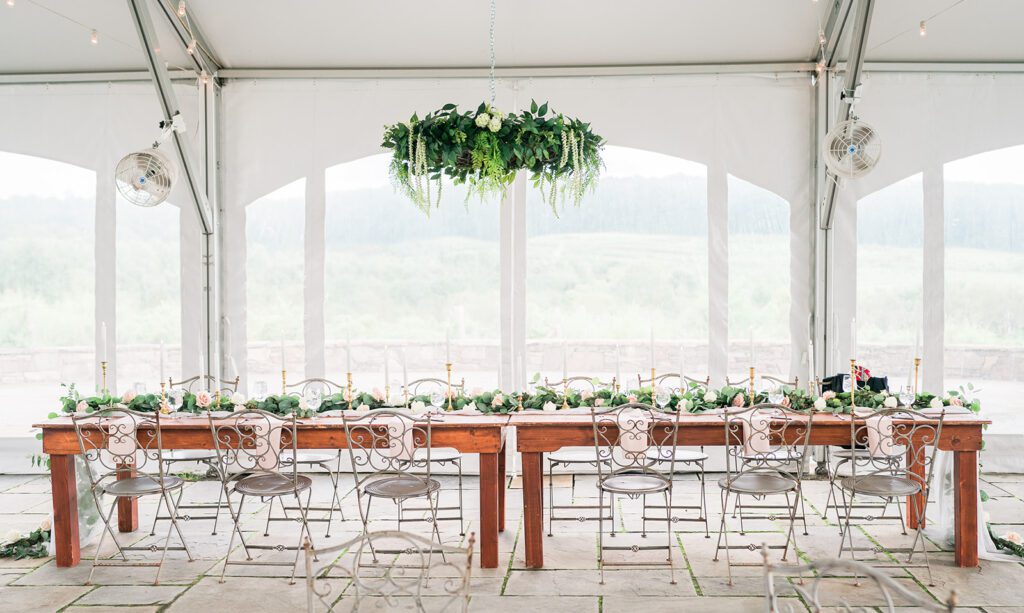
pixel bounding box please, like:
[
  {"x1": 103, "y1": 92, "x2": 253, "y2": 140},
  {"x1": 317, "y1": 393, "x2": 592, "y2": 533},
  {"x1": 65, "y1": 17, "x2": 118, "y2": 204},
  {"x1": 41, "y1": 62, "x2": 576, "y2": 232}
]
[
  {"x1": 664, "y1": 489, "x2": 676, "y2": 585},
  {"x1": 289, "y1": 489, "x2": 316, "y2": 585},
  {"x1": 598, "y1": 488, "x2": 605, "y2": 586},
  {"x1": 263, "y1": 495, "x2": 275, "y2": 537},
  {"x1": 736, "y1": 494, "x2": 746, "y2": 535},
  {"x1": 642, "y1": 494, "x2": 648, "y2": 538},
  {"x1": 781, "y1": 491, "x2": 798, "y2": 562},
  {"x1": 220, "y1": 493, "x2": 246, "y2": 584},
  {"x1": 837, "y1": 490, "x2": 856, "y2": 560},
  {"x1": 609, "y1": 493, "x2": 616, "y2": 537},
  {"x1": 797, "y1": 487, "x2": 809, "y2": 536},
  {"x1": 87, "y1": 496, "x2": 120, "y2": 586},
  {"x1": 719, "y1": 489, "x2": 734, "y2": 586},
  {"x1": 698, "y1": 461, "x2": 709, "y2": 538},
  {"x1": 164, "y1": 486, "x2": 194, "y2": 561},
  {"x1": 547, "y1": 460, "x2": 554, "y2": 537},
  {"x1": 209, "y1": 461, "x2": 226, "y2": 536},
  {"x1": 455, "y1": 457, "x2": 466, "y2": 537}
]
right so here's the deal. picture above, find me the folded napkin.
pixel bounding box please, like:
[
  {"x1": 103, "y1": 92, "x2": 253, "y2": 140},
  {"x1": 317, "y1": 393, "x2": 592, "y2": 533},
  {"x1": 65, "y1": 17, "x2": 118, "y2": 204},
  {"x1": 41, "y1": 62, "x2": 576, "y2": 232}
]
[
  {"x1": 866, "y1": 414, "x2": 896, "y2": 457},
  {"x1": 743, "y1": 413, "x2": 773, "y2": 456}
]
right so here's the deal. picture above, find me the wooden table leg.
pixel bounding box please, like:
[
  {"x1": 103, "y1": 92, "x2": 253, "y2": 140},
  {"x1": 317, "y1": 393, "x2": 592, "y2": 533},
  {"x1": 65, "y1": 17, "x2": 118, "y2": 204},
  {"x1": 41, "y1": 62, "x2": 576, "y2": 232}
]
[
  {"x1": 954, "y1": 450, "x2": 980, "y2": 567},
  {"x1": 522, "y1": 451, "x2": 544, "y2": 568},
  {"x1": 116, "y1": 464, "x2": 139, "y2": 532},
  {"x1": 50, "y1": 455, "x2": 81, "y2": 567},
  {"x1": 478, "y1": 452, "x2": 499, "y2": 568},
  {"x1": 906, "y1": 444, "x2": 926, "y2": 529},
  {"x1": 497, "y1": 439, "x2": 506, "y2": 533}
]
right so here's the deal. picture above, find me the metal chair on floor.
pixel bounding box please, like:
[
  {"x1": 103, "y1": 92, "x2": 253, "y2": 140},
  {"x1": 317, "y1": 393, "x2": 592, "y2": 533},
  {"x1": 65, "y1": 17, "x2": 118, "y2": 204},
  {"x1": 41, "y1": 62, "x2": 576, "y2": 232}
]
[
  {"x1": 209, "y1": 409, "x2": 315, "y2": 584},
  {"x1": 637, "y1": 372, "x2": 710, "y2": 538},
  {"x1": 837, "y1": 408, "x2": 943, "y2": 586},
  {"x1": 714, "y1": 403, "x2": 813, "y2": 586},
  {"x1": 400, "y1": 377, "x2": 466, "y2": 536},
  {"x1": 343, "y1": 409, "x2": 445, "y2": 554},
  {"x1": 73, "y1": 407, "x2": 194, "y2": 585},
  {"x1": 591, "y1": 402, "x2": 682, "y2": 585},
  {"x1": 149, "y1": 374, "x2": 241, "y2": 537},
  {"x1": 545, "y1": 375, "x2": 616, "y2": 537},
  {"x1": 263, "y1": 377, "x2": 348, "y2": 537},
  {"x1": 303, "y1": 530, "x2": 475, "y2": 612},
  {"x1": 762, "y1": 544, "x2": 957, "y2": 613}
]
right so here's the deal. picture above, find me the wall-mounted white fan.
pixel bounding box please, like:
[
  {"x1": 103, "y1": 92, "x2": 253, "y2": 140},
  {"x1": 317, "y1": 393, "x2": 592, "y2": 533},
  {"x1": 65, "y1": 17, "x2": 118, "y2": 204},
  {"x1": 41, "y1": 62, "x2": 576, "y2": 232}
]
[
  {"x1": 114, "y1": 113, "x2": 184, "y2": 207},
  {"x1": 822, "y1": 117, "x2": 881, "y2": 180}
]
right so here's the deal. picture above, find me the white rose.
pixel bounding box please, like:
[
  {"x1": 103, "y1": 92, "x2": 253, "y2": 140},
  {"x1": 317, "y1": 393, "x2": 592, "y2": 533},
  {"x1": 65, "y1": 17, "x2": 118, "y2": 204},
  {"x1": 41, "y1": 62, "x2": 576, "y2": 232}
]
[
  {"x1": 930, "y1": 397, "x2": 944, "y2": 409},
  {"x1": 813, "y1": 397, "x2": 827, "y2": 410},
  {"x1": 298, "y1": 397, "x2": 309, "y2": 411},
  {"x1": 39, "y1": 518, "x2": 52, "y2": 531},
  {"x1": 2, "y1": 529, "x2": 22, "y2": 544},
  {"x1": 702, "y1": 391, "x2": 718, "y2": 403},
  {"x1": 543, "y1": 401, "x2": 557, "y2": 412},
  {"x1": 488, "y1": 117, "x2": 502, "y2": 132},
  {"x1": 231, "y1": 392, "x2": 246, "y2": 406},
  {"x1": 883, "y1": 396, "x2": 898, "y2": 408},
  {"x1": 474, "y1": 112, "x2": 491, "y2": 128},
  {"x1": 410, "y1": 400, "x2": 427, "y2": 413},
  {"x1": 356, "y1": 403, "x2": 370, "y2": 412}
]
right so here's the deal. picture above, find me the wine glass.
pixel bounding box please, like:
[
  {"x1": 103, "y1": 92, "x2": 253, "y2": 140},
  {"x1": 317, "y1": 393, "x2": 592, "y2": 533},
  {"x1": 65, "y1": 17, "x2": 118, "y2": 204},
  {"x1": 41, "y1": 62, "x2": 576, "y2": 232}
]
[
  {"x1": 429, "y1": 391, "x2": 445, "y2": 413},
  {"x1": 842, "y1": 374, "x2": 852, "y2": 393},
  {"x1": 655, "y1": 387, "x2": 672, "y2": 409},
  {"x1": 253, "y1": 380, "x2": 268, "y2": 402},
  {"x1": 767, "y1": 383, "x2": 784, "y2": 405},
  {"x1": 132, "y1": 381, "x2": 146, "y2": 396},
  {"x1": 899, "y1": 385, "x2": 915, "y2": 407},
  {"x1": 168, "y1": 389, "x2": 184, "y2": 415}
]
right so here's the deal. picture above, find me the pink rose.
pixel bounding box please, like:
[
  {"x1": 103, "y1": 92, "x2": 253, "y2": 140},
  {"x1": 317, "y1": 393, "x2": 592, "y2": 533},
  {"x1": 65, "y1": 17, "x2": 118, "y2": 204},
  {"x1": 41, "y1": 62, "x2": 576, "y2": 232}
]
[
  {"x1": 75, "y1": 400, "x2": 89, "y2": 414},
  {"x1": 627, "y1": 394, "x2": 638, "y2": 404},
  {"x1": 731, "y1": 393, "x2": 745, "y2": 407},
  {"x1": 371, "y1": 388, "x2": 385, "y2": 402},
  {"x1": 781, "y1": 396, "x2": 791, "y2": 408},
  {"x1": 491, "y1": 393, "x2": 504, "y2": 407},
  {"x1": 950, "y1": 397, "x2": 964, "y2": 407},
  {"x1": 121, "y1": 390, "x2": 136, "y2": 403},
  {"x1": 594, "y1": 398, "x2": 605, "y2": 407},
  {"x1": 470, "y1": 387, "x2": 483, "y2": 397},
  {"x1": 822, "y1": 391, "x2": 836, "y2": 400},
  {"x1": 580, "y1": 390, "x2": 593, "y2": 401},
  {"x1": 195, "y1": 390, "x2": 212, "y2": 408}
]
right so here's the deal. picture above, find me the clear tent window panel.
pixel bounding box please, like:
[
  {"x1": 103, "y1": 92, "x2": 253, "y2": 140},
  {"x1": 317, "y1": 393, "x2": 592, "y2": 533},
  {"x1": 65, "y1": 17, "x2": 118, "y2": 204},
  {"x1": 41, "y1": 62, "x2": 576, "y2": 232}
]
[
  {"x1": 727, "y1": 175, "x2": 790, "y2": 379},
  {"x1": 246, "y1": 178, "x2": 305, "y2": 391},
  {"x1": 0, "y1": 152, "x2": 95, "y2": 436},
  {"x1": 856, "y1": 173, "x2": 923, "y2": 387},
  {"x1": 116, "y1": 197, "x2": 180, "y2": 394},
  {"x1": 944, "y1": 145, "x2": 1024, "y2": 423},
  {"x1": 325, "y1": 154, "x2": 501, "y2": 391},
  {"x1": 525, "y1": 146, "x2": 708, "y2": 385}
]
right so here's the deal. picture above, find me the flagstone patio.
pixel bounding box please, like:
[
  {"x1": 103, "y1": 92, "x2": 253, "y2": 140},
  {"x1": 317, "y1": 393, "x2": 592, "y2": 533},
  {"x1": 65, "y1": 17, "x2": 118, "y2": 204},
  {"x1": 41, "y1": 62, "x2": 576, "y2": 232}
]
[{"x1": 0, "y1": 471, "x2": 1021, "y2": 612}]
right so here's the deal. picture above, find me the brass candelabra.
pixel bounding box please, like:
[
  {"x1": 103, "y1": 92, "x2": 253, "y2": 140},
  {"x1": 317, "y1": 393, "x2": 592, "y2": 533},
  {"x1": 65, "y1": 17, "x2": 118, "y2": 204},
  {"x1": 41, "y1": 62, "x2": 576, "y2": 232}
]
[
  {"x1": 346, "y1": 372, "x2": 353, "y2": 408},
  {"x1": 850, "y1": 358, "x2": 857, "y2": 409},
  {"x1": 445, "y1": 363, "x2": 453, "y2": 411},
  {"x1": 562, "y1": 378, "x2": 569, "y2": 410},
  {"x1": 100, "y1": 361, "x2": 108, "y2": 396},
  {"x1": 281, "y1": 369, "x2": 287, "y2": 397},
  {"x1": 748, "y1": 366, "x2": 755, "y2": 406},
  {"x1": 160, "y1": 381, "x2": 167, "y2": 414},
  {"x1": 913, "y1": 357, "x2": 921, "y2": 395}
]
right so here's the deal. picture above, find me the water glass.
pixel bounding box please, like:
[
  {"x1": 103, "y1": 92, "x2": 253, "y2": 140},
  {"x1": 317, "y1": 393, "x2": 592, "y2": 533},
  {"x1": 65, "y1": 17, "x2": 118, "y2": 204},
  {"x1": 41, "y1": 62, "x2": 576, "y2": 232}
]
[
  {"x1": 655, "y1": 387, "x2": 672, "y2": 408},
  {"x1": 253, "y1": 380, "x2": 268, "y2": 401},
  {"x1": 767, "y1": 384, "x2": 784, "y2": 405},
  {"x1": 899, "y1": 385, "x2": 915, "y2": 407},
  {"x1": 133, "y1": 381, "x2": 146, "y2": 396}
]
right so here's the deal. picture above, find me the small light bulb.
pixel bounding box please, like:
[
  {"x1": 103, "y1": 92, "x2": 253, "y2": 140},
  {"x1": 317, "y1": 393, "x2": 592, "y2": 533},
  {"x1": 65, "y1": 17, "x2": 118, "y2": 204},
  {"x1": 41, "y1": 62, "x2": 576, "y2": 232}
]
[
  {"x1": 6, "y1": 0, "x2": 15, "y2": 7},
  {"x1": 818, "y1": 30, "x2": 826, "y2": 45},
  {"x1": 919, "y1": 20, "x2": 927, "y2": 36},
  {"x1": 186, "y1": 38, "x2": 197, "y2": 54},
  {"x1": 177, "y1": 0, "x2": 186, "y2": 16},
  {"x1": 199, "y1": 70, "x2": 209, "y2": 84},
  {"x1": 816, "y1": 62, "x2": 825, "y2": 74},
  {"x1": 90, "y1": 29, "x2": 98, "y2": 45}
]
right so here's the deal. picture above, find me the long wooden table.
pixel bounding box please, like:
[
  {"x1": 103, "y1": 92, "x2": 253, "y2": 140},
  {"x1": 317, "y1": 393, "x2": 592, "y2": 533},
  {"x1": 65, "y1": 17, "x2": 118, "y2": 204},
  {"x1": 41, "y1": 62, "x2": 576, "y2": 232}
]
[
  {"x1": 38, "y1": 415, "x2": 510, "y2": 569},
  {"x1": 510, "y1": 411, "x2": 988, "y2": 569}
]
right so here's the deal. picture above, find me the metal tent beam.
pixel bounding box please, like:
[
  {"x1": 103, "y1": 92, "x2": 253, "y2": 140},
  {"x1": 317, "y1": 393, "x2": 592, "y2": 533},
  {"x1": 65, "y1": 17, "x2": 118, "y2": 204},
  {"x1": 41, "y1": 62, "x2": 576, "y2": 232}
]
[
  {"x1": 816, "y1": 0, "x2": 855, "y2": 68},
  {"x1": 819, "y1": 0, "x2": 875, "y2": 230},
  {"x1": 155, "y1": 0, "x2": 222, "y2": 79},
  {"x1": 125, "y1": 0, "x2": 213, "y2": 233}
]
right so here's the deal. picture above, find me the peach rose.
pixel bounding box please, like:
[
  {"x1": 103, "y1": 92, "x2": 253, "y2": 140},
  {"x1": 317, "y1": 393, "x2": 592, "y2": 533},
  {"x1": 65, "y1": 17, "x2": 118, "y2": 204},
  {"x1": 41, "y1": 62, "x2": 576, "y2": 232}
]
[
  {"x1": 75, "y1": 400, "x2": 89, "y2": 414},
  {"x1": 121, "y1": 390, "x2": 136, "y2": 404},
  {"x1": 731, "y1": 393, "x2": 745, "y2": 407},
  {"x1": 371, "y1": 387, "x2": 385, "y2": 402},
  {"x1": 491, "y1": 393, "x2": 504, "y2": 407},
  {"x1": 195, "y1": 390, "x2": 212, "y2": 408},
  {"x1": 580, "y1": 390, "x2": 593, "y2": 401},
  {"x1": 822, "y1": 391, "x2": 836, "y2": 400},
  {"x1": 781, "y1": 396, "x2": 791, "y2": 408},
  {"x1": 950, "y1": 397, "x2": 964, "y2": 407},
  {"x1": 627, "y1": 394, "x2": 638, "y2": 403},
  {"x1": 594, "y1": 398, "x2": 605, "y2": 407}
]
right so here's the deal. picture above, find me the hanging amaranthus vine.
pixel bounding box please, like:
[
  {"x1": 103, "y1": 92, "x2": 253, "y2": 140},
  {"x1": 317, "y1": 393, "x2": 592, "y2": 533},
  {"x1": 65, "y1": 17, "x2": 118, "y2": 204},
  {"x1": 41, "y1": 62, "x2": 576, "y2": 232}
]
[{"x1": 382, "y1": 100, "x2": 603, "y2": 216}]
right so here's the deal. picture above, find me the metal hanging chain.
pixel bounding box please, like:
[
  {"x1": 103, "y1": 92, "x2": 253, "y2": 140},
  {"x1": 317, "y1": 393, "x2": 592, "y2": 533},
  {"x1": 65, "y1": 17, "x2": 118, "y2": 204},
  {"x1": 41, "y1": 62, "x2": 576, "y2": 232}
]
[{"x1": 489, "y1": 0, "x2": 497, "y2": 106}]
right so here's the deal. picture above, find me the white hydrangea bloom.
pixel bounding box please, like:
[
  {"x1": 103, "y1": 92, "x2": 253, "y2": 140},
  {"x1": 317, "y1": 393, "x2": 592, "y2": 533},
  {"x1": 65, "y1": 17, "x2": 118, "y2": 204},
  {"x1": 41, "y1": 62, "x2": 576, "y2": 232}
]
[{"x1": 475, "y1": 112, "x2": 491, "y2": 128}]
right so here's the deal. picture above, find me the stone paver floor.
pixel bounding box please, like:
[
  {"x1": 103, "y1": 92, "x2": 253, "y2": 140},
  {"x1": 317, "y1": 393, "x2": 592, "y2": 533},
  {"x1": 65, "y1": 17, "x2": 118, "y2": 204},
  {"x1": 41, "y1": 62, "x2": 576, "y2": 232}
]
[{"x1": 0, "y1": 469, "x2": 1022, "y2": 612}]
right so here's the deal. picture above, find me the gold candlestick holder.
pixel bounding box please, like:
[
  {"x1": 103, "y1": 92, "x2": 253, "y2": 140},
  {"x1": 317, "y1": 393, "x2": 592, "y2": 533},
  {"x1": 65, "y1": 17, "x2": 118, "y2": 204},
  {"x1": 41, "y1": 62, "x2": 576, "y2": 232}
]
[
  {"x1": 346, "y1": 372, "x2": 353, "y2": 408},
  {"x1": 281, "y1": 369, "x2": 287, "y2": 397},
  {"x1": 850, "y1": 358, "x2": 857, "y2": 409},
  {"x1": 403, "y1": 386, "x2": 410, "y2": 409},
  {"x1": 517, "y1": 391, "x2": 524, "y2": 412},
  {"x1": 384, "y1": 385, "x2": 391, "y2": 406},
  {"x1": 160, "y1": 381, "x2": 167, "y2": 414},
  {"x1": 445, "y1": 363, "x2": 453, "y2": 411},
  {"x1": 749, "y1": 366, "x2": 755, "y2": 406},
  {"x1": 650, "y1": 367, "x2": 657, "y2": 405},
  {"x1": 913, "y1": 357, "x2": 921, "y2": 395},
  {"x1": 100, "y1": 361, "x2": 108, "y2": 396},
  {"x1": 562, "y1": 379, "x2": 569, "y2": 411}
]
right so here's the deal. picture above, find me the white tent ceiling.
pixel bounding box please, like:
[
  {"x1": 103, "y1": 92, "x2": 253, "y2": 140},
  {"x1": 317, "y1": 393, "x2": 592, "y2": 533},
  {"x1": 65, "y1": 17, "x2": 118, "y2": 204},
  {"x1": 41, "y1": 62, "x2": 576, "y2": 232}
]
[{"x1": 1, "y1": 0, "x2": 1022, "y2": 75}]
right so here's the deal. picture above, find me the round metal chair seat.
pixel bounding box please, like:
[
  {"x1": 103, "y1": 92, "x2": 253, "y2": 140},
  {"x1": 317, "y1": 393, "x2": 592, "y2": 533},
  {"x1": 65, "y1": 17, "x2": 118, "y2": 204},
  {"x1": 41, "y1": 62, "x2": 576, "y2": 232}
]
[
  {"x1": 832, "y1": 448, "x2": 905, "y2": 461},
  {"x1": 741, "y1": 448, "x2": 803, "y2": 462},
  {"x1": 599, "y1": 473, "x2": 670, "y2": 495},
  {"x1": 718, "y1": 472, "x2": 796, "y2": 495},
  {"x1": 163, "y1": 449, "x2": 219, "y2": 462},
  {"x1": 235, "y1": 473, "x2": 312, "y2": 497},
  {"x1": 363, "y1": 476, "x2": 441, "y2": 499},
  {"x1": 281, "y1": 451, "x2": 336, "y2": 465},
  {"x1": 549, "y1": 448, "x2": 611, "y2": 464},
  {"x1": 831, "y1": 447, "x2": 871, "y2": 459},
  {"x1": 102, "y1": 475, "x2": 184, "y2": 496},
  {"x1": 646, "y1": 448, "x2": 708, "y2": 463},
  {"x1": 414, "y1": 447, "x2": 462, "y2": 462},
  {"x1": 840, "y1": 474, "x2": 921, "y2": 497}
]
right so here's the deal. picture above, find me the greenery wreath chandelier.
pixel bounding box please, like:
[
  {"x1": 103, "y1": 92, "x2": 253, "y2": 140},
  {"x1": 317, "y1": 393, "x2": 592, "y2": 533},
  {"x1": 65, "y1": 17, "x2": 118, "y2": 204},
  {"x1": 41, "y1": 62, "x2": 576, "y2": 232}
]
[{"x1": 381, "y1": 0, "x2": 605, "y2": 215}]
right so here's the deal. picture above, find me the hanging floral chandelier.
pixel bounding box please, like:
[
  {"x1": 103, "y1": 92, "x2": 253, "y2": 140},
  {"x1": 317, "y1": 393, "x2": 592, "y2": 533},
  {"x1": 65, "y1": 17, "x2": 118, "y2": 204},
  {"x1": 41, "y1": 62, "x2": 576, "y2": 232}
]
[{"x1": 381, "y1": 0, "x2": 604, "y2": 215}]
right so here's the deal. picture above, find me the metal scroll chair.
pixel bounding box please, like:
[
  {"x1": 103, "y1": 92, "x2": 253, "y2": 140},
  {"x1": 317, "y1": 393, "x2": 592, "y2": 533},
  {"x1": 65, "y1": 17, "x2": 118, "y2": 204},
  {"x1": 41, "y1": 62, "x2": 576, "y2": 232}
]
[
  {"x1": 762, "y1": 545, "x2": 957, "y2": 613},
  {"x1": 399, "y1": 378, "x2": 466, "y2": 536},
  {"x1": 343, "y1": 410, "x2": 445, "y2": 554},
  {"x1": 149, "y1": 374, "x2": 242, "y2": 537},
  {"x1": 837, "y1": 408, "x2": 944, "y2": 586},
  {"x1": 637, "y1": 373, "x2": 710, "y2": 538},
  {"x1": 714, "y1": 403, "x2": 813, "y2": 586},
  {"x1": 266, "y1": 378, "x2": 348, "y2": 537},
  {"x1": 73, "y1": 408, "x2": 194, "y2": 585},
  {"x1": 303, "y1": 530, "x2": 475, "y2": 613},
  {"x1": 591, "y1": 402, "x2": 682, "y2": 585},
  {"x1": 545, "y1": 375, "x2": 616, "y2": 537},
  {"x1": 209, "y1": 409, "x2": 315, "y2": 583}
]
